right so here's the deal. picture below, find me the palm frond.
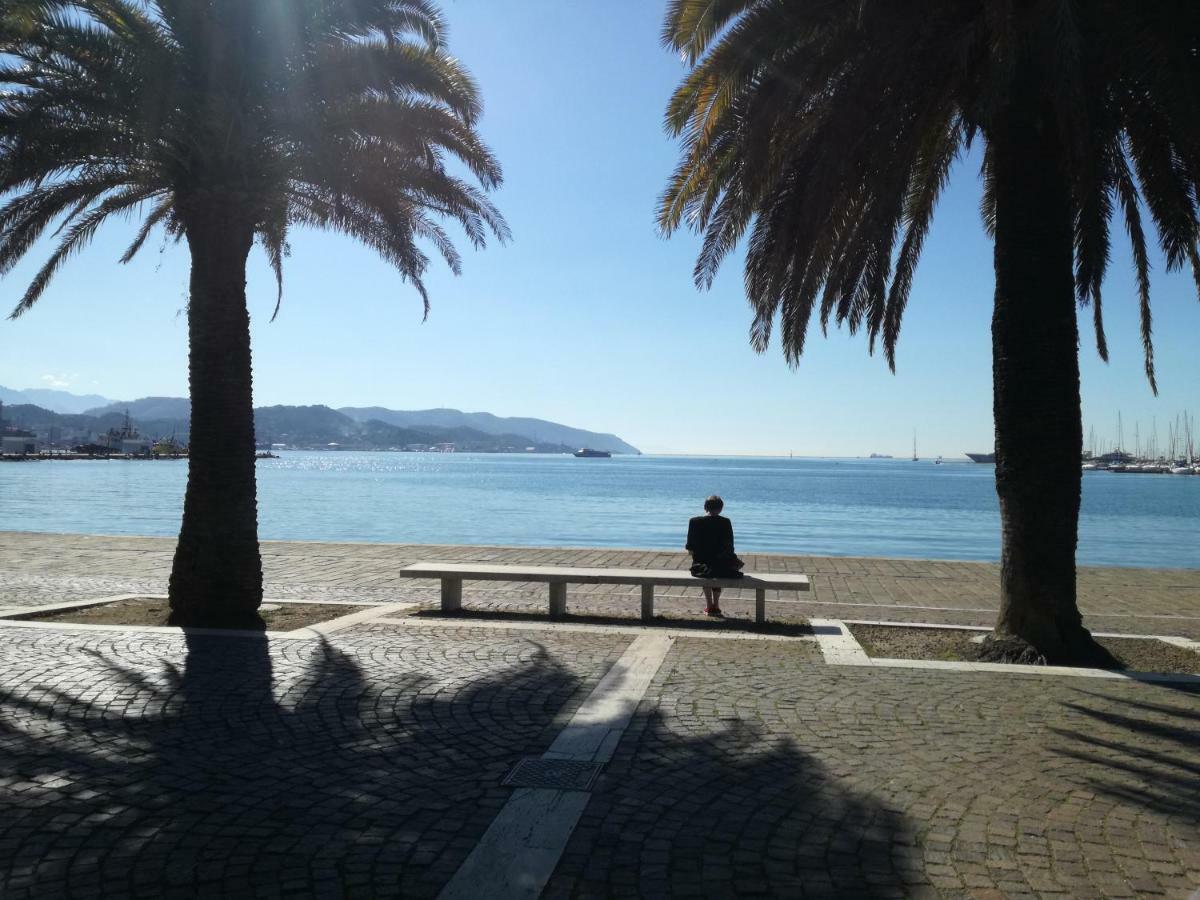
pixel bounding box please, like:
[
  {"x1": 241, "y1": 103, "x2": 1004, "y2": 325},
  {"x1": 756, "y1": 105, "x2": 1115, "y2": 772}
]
[
  {"x1": 9, "y1": 184, "x2": 159, "y2": 317},
  {"x1": 661, "y1": 0, "x2": 1194, "y2": 393},
  {"x1": 119, "y1": 195, "x2": 173, "y2": 263},
  {"x1": 1113, "y1": 147, "x2": 1157, "y2": 394},
  {"x1": 0, "y1": 0, "x2": 504, "y2": 321}
]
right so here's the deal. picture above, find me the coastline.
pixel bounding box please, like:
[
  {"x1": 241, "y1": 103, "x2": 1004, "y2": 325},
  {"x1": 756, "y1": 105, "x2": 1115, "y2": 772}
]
[
  {"x1": 4, "y1": 528, "x2": 1200, "y2": 573},
  {"x1": 2, "y1": 452, "x2": 1196, "y2": 569}
]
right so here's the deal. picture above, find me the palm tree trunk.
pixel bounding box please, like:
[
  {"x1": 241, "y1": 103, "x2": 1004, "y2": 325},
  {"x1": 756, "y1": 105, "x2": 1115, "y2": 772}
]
[
  {"x1": 985, "y1": 82, "x2": 1111, "y2": 666},
  {"x1": 168, "y1": 196, "x2": 263, "y2": 627}
]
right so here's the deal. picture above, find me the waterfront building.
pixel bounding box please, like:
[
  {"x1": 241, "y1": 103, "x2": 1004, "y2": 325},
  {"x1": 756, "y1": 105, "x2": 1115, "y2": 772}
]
[{"x1": 2, "y1": 435, "x2": 36, "y2": 455}]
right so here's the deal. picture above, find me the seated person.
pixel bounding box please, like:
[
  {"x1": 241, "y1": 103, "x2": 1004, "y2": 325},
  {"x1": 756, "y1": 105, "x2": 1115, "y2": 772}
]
[{"x1": 686, "y1": 495, "x2": 744, "y2": 617}]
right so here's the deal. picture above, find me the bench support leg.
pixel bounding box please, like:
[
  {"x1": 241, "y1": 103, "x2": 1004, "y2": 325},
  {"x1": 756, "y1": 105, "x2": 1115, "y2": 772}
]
[
  {"x1": 641, "y1": 584, "x2": 654, "y2": 621},
  {"x1": 549, "y1": 582, "x2": 567, "y2": 619},
  {"x1": 755, "y1": 588, "x2": 766, "y2": 625},
  {"x1": 441, "y1": 578, "x2": 462, "y2": 613}
]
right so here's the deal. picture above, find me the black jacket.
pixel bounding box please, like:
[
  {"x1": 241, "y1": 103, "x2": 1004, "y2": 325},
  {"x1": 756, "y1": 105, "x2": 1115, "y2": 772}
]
[{"x1": 686, "y1": 514, "x2": 735, "y2": 564}]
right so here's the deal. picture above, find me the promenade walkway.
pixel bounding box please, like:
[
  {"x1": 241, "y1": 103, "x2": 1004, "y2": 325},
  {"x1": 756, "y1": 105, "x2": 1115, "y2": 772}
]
[
  {"x1": 3, "y1": 531, "x2": 1199, "y2": 635},
  {"x1": 0, "y1": 532, "x2": 1197, "y2": 897}
]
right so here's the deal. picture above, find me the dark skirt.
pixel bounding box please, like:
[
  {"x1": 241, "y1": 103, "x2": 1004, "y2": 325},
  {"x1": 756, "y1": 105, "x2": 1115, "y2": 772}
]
[{"x1": 690, "y1": 555, "x2": 745, "y2": 579}]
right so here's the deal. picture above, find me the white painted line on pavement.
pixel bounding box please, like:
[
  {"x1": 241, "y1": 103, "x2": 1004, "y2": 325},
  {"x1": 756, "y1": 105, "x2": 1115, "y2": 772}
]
[
  {"x1": 438, "y1": 633, "x2": 674, "y2": 900},
  {"x1": 286, "y1": 603, "x2": 418, "y2": 636},
  {"x1": 543, "y1": 633, "x2": 672, "y2": 763}
]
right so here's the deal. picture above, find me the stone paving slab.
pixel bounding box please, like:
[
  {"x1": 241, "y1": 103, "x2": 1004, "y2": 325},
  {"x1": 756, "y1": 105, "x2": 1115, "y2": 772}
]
[{"x1": 2, "y1": 532, "x2": 1199, "y2": 636}]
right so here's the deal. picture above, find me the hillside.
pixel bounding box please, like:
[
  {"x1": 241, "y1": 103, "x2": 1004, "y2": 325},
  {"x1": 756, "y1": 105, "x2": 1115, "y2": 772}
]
[
  {"x1": 3, "y1": 402, "x2": 628, "y2": 454},
  {"x1": 85, "y1": 396, "x2": 192, "y2": 421},
  {"x1": 0, "y1": 386, "x2": 639, "y2": 453},
  {"x1": 0, "y1": 384, "x2": 112, "y2": 414},
  {"x1": 339, "y1": 407, "x2": 639, "y2": 455}
]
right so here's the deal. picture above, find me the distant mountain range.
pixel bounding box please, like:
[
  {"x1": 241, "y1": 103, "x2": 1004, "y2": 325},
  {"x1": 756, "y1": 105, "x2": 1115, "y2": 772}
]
[
  {"x1": 339, "y1": 407, "x2": 639, "y2": 455},
  {"x1": 85, "y1": 396, "x2": 191, "y2": 421},
  {"x1": 0, "y1": 385, "x2": 639, "y2": 454},
  {"x1": 0, "y1": 384, "x2": 111, "y2": 414}
]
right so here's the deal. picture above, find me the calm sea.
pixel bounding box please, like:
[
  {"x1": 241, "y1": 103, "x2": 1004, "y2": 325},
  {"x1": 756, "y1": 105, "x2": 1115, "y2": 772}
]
[{"x1": 0, "y1": 453, "x2": 1197, "y2": 568}]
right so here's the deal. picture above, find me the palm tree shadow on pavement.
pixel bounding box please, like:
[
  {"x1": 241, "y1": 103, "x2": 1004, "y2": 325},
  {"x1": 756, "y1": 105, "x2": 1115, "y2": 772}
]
[
  {"x1": 0, "y1": 630, "x2": 592, "y2": 897},
  {"x1": 1048, "y1": 685, "x2": 1200, "y2": 824},
  {"x1": 546, "y1": 714, "x2": 917, "y2": 897},
  {"x1": 0, "y1": 629, "x2": 921, "y2": 897}
]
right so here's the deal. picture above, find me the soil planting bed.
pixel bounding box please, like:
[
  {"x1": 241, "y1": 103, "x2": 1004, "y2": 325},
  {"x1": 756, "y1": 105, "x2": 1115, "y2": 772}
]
[
  {"x1": 8, "y1": 598, "x2": 347, "y2": 631},
  {"x1": 849, "y1": 625, "x2": 978, "y2": 662},
  {"x1": 1093, "y1": 637, "x2": 1200, "y2": 676},
  {"x1": 847, "y1": 624, "x2": 1200, "y2": 675}
]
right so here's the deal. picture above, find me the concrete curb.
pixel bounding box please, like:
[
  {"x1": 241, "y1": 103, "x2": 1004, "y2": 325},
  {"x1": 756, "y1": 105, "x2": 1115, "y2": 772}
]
[
  {"x1": 0, "y1": 596, "x2": 411, "y2": 641},
  {"x1": 825, "y1": 618, "x2": 1200, "y2": 683}
]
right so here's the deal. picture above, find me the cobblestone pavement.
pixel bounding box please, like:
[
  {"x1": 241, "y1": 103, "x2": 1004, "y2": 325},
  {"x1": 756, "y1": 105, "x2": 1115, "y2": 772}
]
[
  {"x1": 2, "y1": 532, "x2": 1199, "y2": 636},
  {"x1": 0, "y1": 621, "x2": 1196, "y2": 898},
  {"x1": 0, "y1": 624, "x2": 630, "y2": 898},
  {"x1": 546, "y1": 638, "x2": 1200, "y2": 899}
]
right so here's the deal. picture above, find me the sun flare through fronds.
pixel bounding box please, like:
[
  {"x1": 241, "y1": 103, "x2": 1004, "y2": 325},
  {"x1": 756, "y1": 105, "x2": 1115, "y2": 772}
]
[{"x1": 0, "y1": 0, "x2": 509, "y2": 322}]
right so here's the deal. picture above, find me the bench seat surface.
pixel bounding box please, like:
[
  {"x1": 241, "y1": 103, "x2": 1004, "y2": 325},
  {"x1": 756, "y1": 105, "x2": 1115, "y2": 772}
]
[{"x1": 397, "y1": 562, "x2": 810, "y2": 590}]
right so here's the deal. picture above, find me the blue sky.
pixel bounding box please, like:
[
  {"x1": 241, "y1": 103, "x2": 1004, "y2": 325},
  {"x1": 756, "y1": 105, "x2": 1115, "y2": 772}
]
[{"x1": 1, "y1": 0, "x2": 1197, "y2": 456}]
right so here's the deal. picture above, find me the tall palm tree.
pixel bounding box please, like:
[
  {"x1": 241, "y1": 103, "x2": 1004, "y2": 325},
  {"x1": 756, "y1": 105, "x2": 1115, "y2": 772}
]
[
  {"x1": 660, "y1": 0, "x2": 1200, "y2": 664},
  {"x1": 1, "y1": 0, "x2": 507, "y2": 626}
]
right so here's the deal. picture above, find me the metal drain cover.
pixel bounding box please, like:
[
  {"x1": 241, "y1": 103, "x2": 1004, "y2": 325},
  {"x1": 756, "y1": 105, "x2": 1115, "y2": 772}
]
[{"x1": 502, "y1": 757, "x2": 603, "y2": 791}]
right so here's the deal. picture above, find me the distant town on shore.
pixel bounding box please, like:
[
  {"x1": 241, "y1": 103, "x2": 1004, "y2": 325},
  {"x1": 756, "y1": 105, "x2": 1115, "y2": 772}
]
[{"x1": 0, "y1": 386, "x2": 640, "y2": 457}]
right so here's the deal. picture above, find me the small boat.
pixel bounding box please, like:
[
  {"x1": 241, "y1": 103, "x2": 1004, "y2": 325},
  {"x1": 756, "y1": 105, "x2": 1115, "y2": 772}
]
[
  {"x1": 255, "y1": 451, "x2": 279, "y2": 460},
  {"x1": 573, "y1": 448, "x2": 611, "y2": 458}
]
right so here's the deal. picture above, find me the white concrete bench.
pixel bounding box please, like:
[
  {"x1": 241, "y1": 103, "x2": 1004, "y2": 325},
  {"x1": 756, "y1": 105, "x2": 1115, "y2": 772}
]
[{"x1": 397, "y1": 562, "x2": 811, "y2": 625}]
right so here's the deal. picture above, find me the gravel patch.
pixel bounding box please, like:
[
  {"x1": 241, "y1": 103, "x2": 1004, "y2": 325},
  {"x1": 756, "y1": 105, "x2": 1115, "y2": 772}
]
[
  {"x1": 1096, "y1": 636, "x2": 1200, "y2": 675},
  {"x1": 849, "y1": 625, "x2": 978, "y2": 662},
  {"x1": 848, "y1": 624, "x2": 1200, "y2": 675},
  {"x1": 6, "y1": 597, "x2": 346, "y2": 631}
]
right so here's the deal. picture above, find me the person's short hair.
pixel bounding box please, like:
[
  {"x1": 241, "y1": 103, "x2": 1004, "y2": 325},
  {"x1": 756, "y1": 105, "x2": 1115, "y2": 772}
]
[{"x1": 703, "y1": 495, "x2": 724, "y2": 513}]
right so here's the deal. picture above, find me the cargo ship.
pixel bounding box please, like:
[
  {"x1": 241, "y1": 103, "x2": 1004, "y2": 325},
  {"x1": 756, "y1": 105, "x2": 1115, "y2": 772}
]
[{"x1": 573, "y1": 448, "x2": 612, "y2": 458}]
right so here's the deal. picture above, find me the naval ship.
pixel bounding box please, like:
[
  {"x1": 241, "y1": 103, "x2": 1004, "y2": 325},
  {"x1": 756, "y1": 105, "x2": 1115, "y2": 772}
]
[{"x1": 965, "y1": 452, "x2": 996, "y2": 463}]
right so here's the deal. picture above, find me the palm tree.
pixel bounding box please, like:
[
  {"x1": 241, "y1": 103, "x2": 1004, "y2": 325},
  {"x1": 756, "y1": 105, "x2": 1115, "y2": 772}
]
[
  {"x1": 1, "y1": 0, "x2": 507, "y2": 626},
  {"x1": 659, "y1": 1, "x2": 1200, "y2": 664}
]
